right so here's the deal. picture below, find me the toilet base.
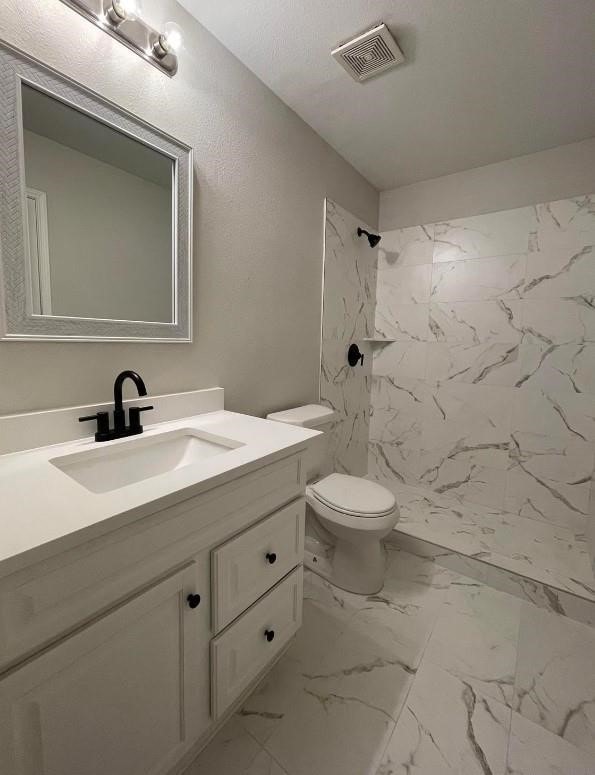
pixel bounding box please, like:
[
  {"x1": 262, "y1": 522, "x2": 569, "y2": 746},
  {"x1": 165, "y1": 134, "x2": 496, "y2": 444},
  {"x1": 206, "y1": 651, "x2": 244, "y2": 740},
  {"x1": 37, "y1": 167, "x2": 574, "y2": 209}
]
[{"x1": 304, "y1": 513, "x2": 388, "y2": 595}]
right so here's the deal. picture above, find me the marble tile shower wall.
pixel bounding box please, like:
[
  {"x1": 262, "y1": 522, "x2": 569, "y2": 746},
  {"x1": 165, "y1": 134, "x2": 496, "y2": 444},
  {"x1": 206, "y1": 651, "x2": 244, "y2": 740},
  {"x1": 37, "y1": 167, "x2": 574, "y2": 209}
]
[
  {"x1": 368, "y1": 195, "x2": 595, "y2": 551},
  {"x1": 320, "y1": 200, "x2": 377, "y2": 476}
]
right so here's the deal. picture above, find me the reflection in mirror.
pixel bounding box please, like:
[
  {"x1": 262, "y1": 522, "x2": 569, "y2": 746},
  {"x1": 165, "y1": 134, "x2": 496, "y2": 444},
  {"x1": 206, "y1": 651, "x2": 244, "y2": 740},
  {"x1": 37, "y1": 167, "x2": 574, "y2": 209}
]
[{"x1": 21, "y1": 84, "x2": 174, "y2": 323}]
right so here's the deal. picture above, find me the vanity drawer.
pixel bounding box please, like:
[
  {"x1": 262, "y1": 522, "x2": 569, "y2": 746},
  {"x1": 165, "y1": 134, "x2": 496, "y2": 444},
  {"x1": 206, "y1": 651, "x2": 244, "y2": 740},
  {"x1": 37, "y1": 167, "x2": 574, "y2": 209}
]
[
  {"x1": 211, "y1": 566, "x2": 303, "y2": 719},
  {"x1": 211, "y1": 499, "x2": 305, "y2": 632}
]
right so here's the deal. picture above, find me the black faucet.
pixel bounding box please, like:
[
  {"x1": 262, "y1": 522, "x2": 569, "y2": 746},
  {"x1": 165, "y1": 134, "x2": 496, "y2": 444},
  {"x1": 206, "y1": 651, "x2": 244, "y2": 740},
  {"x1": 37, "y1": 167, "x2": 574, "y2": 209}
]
[{"x1": 79, "y1": 370, "x2": 154, "y2": 442}]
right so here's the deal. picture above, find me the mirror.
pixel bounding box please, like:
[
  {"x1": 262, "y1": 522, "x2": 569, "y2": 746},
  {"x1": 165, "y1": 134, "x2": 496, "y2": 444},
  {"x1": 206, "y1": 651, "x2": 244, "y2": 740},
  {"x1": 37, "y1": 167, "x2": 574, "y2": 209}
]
[
  {"x1": 22, "y1": 85, "x2": 174, "y2": 323},
  {"x1": 0, "y1": 43, "x2": 192, "y2": 341}
]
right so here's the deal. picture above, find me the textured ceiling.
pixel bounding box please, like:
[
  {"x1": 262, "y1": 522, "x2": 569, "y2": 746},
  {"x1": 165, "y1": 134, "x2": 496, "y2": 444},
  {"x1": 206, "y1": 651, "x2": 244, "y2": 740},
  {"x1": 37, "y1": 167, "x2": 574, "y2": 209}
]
[{"x1": 179, "y1": 0, "x2": 595, "y2": 190}]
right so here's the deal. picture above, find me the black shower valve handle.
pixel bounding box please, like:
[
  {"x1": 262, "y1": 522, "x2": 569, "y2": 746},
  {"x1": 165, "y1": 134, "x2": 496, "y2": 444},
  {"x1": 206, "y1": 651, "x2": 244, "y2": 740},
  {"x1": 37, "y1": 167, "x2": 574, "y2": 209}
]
[{"x1": 347, "y1": 343, "x2": 365, "y2": 367}]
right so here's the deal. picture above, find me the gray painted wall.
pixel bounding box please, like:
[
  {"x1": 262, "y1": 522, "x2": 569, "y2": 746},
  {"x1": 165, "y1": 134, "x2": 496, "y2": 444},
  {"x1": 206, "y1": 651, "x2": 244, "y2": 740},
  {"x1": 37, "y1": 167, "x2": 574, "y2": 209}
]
[
  {"x1": 380, "y1": 138, "x2": 595, "y2": 231},
  {"x1": 0, "y1": 0, "x2": 378, "y2": 415}
]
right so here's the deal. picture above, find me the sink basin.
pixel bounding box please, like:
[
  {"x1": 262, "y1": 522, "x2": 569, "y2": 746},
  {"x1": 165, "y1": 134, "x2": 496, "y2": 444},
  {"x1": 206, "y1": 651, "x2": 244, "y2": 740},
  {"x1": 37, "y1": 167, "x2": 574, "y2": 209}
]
[{"x1": 50, "y1": 428, "x2": 244, "y2": 494}]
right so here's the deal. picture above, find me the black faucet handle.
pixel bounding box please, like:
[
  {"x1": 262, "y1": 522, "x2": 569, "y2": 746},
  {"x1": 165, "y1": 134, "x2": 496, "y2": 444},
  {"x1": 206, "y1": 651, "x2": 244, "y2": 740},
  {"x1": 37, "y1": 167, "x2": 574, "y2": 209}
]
[
  {"x1": 128, "y1": 405, "x2": 154, "y2": 432},
  {"x1": 79, "y1": 411, "x2": 110, "y2": 440}
]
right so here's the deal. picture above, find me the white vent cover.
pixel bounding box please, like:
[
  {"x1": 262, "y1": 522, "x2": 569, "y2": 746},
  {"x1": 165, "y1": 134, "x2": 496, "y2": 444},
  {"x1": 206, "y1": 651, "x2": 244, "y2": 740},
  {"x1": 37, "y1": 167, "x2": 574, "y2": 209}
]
[{"x1": 332, "y1": 23, "x2": 404, "y2": 83}]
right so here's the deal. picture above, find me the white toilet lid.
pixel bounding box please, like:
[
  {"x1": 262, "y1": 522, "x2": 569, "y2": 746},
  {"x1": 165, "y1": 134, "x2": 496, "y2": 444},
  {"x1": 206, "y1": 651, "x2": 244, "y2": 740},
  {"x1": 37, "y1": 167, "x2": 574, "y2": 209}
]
[{"x1": 309, "y1": 474, "x2": 396, "y2": 518}]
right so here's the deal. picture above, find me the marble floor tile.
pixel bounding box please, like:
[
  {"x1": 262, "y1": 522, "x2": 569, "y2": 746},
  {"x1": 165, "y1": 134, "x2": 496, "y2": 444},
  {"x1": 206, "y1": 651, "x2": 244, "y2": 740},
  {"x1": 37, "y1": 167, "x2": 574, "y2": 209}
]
[
  {"x1": 263, "y1": 653, "x2": 398, "y2": 775},
  {"x1": 390, "y1": 531, "x2": 595, "y2": 628},
  {"x1": 344, "y1": 550, "x2": 451, "y2": 672},
  {"x1": 424, "y1": 576, "x2": 521, "y2": 706},
  {"x1": 383, "y1": 480, "x2": 595, "y2": 601},
  {"x1": 506, "y1": 712, "x2": 594, "y2": 775},
  {"x1": 514, "y1": 602, "x2": 595, "y2": 755},
  {"x1": 375, "y1": 659, "x2": 511, "y2": 775},
  {"x1": 433, "y1": 207, "x2": 533, "y2": 263},
  {"x1": 183, "y1": 716, "x2": 269, "y2": 775}
]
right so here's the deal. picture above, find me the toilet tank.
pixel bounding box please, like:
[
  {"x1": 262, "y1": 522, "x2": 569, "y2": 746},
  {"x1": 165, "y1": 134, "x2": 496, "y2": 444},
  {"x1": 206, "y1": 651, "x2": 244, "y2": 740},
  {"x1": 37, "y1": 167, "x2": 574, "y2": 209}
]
[{"x1": 266, "y1": 404, "x2": 337, "y2": 481}]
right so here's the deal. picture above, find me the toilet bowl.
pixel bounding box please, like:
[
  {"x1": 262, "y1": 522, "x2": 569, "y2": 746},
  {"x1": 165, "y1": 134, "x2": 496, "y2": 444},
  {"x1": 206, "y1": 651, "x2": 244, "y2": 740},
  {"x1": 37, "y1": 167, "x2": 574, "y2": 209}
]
[{"x1": 266, "y1": 405, "x2": 399, "y2": 594}]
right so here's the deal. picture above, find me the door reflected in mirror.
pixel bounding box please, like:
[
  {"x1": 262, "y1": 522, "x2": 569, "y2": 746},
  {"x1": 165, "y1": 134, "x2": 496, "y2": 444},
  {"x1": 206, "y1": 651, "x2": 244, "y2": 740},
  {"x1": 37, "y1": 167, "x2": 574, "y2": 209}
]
[{"x1": 21, "y1": 83, "x2": 175, "y2": 324}]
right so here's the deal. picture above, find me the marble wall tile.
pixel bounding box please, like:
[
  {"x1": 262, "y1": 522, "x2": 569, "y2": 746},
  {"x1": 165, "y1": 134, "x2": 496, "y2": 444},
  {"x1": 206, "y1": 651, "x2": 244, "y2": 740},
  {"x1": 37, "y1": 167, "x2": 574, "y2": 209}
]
[
  {"x1": 377, "y1": 263, "x2": 433, "y2": 306},
  {"x1": 505, "y1": 432, "x2": 592, "y2": 531},
  {"x1": 368, "y1": 376, "x2": 429, "y2": 485},
  {"x1": 429, "y1": 300, "x2": 523, "y2": 344},
  {"x1": 372, "y1": 341, "x2": 428, "y2": 379},
  {"x1": 529, "y1": 195, "x2": 595, "y2": 252},
  {"x1": 511, "y1": 385, "x2": 595, "y2": 443},
  {"x1": 420, "y1": 383, "x2": 513, "y2": 470},
  {"x1": 321, "y1": 338, "x2": 370, "y2": 476},
  {"x1": 320, "y1": 199, "x2": 378, "y2": 477},
  {"x1": 517, "y1": 341, "x2": 595, "y2": 395},
  {"x1": 521, "y1": 298, "x2": 595, "y2": 345},
  {"x1": 524, "y1": 245, "x2": 595, "y2": 301},
  {"x1": 419, "y1": 457, "x2": 507, "y2": 509},
  {"x1": 379, "y1": 225, "x2": 434, "y2": 268},
  {"x1": 376, "y1": 659, "x2": 510, "y2": 775},
  {"x1": 514, "y1": 602, "x2": 595, "y2": 755},
  {"x1": 372, "y1": 194, "x2": 595, "y2": 575},
  {"x1": 375, "y1": 303, "x2": 430, "y2": 342},
  {"x1": 426, "y1": 342, "x2": 521, "y2": 386},
  {"x1": 433, "y1": 206, "x2": 533, "y2": 263},
  {"x1": 322, "y1": 199, "x2": 376, "y2": 340},
  {"x1": 507, "y1": 712, "x2": 594, "y2": 775},
  {"x1": 431, "y1": 254, "x2": 526, "y2": 302},
  {"x1": 424, "y1": 577, "x2": 521, "y2": 707}
]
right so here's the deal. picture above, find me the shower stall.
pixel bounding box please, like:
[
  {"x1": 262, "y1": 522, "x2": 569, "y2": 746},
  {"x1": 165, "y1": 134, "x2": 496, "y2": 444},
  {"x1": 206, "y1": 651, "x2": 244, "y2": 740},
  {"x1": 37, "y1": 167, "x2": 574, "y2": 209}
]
[{"x1": 320, "y1": 195, "x2": 595, "y2": 626}]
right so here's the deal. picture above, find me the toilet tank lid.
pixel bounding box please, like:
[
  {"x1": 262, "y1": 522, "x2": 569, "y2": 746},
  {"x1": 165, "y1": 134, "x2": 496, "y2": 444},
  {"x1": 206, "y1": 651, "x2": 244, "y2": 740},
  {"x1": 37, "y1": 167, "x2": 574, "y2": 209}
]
[{"x1": 266, "y1": 404, "x2": 337, "y2": 428}]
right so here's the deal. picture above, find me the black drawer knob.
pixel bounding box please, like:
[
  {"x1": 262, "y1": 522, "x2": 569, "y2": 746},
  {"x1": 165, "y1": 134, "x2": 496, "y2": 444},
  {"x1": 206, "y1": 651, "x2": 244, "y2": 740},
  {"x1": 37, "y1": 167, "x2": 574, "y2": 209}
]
[
  {"x1": 264, "y1": 629, "x2": 275, "y2": 642},
  {"x1": 187, "y1": 593, "x2": 201, "y2": 609},
  {"x1": 265, "y1": 552, "x2": 277, "y2": 565}
]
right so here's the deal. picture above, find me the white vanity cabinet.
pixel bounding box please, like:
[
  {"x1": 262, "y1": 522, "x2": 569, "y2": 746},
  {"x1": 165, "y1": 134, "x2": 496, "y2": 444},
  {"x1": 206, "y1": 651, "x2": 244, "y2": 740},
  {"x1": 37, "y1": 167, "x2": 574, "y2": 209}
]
[
  {"x1": 0, "y1": 450, "x2": 306, "y2": 775},
  {"x1": 0, "y1": 564, "x2": 211, "y2": 775}
]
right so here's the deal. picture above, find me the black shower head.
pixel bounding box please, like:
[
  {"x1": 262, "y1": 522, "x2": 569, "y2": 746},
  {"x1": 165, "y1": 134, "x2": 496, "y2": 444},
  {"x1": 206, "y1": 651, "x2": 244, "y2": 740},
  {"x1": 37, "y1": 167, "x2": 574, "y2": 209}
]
[{"x1": 357, "y1": 227, "x2": 381, "y2": 248}]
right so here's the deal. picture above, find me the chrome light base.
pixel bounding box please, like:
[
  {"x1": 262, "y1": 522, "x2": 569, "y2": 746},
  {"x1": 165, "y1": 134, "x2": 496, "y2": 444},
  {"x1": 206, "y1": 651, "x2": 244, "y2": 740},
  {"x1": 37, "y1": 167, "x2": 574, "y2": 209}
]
[{"x1": 59, "y1": 0, "x2": 179, "y2": 77}]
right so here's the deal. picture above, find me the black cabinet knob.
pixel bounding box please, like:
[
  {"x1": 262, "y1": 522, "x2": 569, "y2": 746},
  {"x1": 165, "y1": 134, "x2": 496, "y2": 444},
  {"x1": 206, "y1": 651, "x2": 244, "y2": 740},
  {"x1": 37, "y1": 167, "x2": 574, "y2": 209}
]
[
  {"x1": 265, "y1": 552, "x2": 277, "y2": 565},
  {"x1": 187, "y1": 593, "x2": 201, "y2": 609},
  {"x1": 264, "y1": 629, "x2": 275, "y2": 642}
]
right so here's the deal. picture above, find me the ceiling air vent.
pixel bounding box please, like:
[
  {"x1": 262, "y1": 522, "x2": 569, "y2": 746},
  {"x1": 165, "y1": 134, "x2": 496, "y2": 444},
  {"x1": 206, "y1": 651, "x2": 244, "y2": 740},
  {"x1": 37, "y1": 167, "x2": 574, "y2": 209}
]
[{"x1": 332, "y1": 23, "x2": 404, "y2": 83}]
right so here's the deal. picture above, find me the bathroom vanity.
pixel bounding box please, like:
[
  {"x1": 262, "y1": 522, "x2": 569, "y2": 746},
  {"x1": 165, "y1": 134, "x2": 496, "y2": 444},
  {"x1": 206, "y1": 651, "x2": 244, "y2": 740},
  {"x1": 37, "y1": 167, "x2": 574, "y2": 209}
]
[{"x1": 0, "y1": 388, "x2": 318, "y2": 775}]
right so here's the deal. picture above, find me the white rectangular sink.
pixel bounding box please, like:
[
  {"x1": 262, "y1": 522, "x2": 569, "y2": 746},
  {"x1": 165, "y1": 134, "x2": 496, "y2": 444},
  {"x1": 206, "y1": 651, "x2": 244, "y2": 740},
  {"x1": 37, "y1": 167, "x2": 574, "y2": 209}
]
[{"x1": 50, "y1": 428, "x2": 244, "y2": 494}]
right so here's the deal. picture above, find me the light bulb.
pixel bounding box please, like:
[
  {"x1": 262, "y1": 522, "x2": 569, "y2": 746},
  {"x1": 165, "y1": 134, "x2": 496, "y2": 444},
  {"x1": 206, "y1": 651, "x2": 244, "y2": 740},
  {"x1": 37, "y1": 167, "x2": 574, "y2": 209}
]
[
  {"x1": 161, "y1": 22, "x2": 183, "y2": 54},
  {"x1": 107, "y1": 0, "x2": 142, "y2": 23}
]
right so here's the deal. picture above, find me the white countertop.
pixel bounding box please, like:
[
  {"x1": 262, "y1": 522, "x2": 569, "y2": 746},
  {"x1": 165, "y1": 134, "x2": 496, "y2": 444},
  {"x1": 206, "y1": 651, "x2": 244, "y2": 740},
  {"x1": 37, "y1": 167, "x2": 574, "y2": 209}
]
[{"x1": 0, "y1": 410, "x2": 319, "y2": 578}]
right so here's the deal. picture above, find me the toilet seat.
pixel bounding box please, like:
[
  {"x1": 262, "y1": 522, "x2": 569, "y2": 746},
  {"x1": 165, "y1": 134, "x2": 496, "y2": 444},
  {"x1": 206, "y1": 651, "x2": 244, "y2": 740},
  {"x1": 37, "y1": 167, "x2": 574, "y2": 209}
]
[{"x1": 307, "y1": 474, "x2": 396, "y2": 518}]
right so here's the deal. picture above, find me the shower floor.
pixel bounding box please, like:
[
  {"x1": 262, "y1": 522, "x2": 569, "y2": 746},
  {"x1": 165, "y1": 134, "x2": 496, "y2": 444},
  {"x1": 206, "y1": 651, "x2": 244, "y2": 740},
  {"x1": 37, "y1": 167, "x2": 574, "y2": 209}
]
[{"x1": 372, "y1": 478, "x2": 595, "y2": 627}]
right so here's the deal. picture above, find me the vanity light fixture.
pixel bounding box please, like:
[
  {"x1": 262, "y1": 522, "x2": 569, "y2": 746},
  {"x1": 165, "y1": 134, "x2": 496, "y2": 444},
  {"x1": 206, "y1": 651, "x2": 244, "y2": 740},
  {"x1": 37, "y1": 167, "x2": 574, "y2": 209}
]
[{"x1": 58, "y1": 0, "x2": 181, "y2": 76}]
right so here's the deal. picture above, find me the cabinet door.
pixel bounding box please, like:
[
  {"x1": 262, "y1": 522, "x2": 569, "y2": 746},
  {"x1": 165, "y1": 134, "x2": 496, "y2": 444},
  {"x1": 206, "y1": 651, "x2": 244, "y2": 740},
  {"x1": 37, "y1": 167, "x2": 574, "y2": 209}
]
[{"x1": 0, "y1": 563, "x2": 210, "y2": 775}]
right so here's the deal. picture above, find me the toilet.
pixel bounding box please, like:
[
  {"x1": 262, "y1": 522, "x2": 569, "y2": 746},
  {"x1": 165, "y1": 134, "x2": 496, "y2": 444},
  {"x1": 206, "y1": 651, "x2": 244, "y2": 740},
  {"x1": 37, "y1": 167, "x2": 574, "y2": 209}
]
[{"x1": 266, "y1": 404, "x2": 399, "y2": 594}]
